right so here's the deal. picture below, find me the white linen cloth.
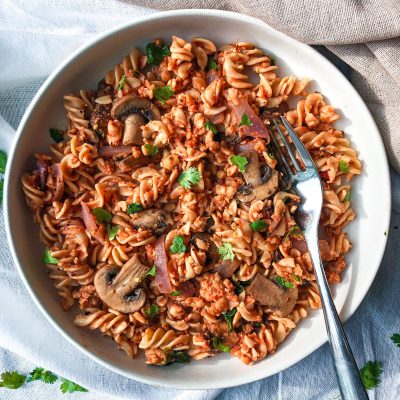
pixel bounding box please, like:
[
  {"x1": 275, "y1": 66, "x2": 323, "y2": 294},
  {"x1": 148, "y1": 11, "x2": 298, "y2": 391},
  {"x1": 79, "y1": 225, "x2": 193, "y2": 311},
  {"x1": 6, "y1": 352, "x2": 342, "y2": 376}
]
[{"x1": 0, "y1": 1, "x2": 399, "y2": 399}]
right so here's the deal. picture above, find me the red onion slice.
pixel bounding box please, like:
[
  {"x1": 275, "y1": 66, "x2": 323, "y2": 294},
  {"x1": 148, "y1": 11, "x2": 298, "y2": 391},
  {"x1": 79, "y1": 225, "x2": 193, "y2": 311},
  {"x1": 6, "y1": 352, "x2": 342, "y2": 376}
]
[
  {"x1": 154, "y1": 234, "x2": 173, "y2": 293},
  {"x1": 99, "y1": 145, "x2": 132, "y2": 158},
  {"x1": 37, "y1": 159, "x2": 48, "y2": 190},
  {"x1": 176, "y1": 280, "x2": 196, "y2": 298},
  {"x1": 81, "y1": 202, "x2": 105, "y2": 245},
  {"x1": 206, "y1": 70, "x2": 219, "y2": 85},
  {"x1": 51, "y1": 163, "x2": 64, "y2": 201}
]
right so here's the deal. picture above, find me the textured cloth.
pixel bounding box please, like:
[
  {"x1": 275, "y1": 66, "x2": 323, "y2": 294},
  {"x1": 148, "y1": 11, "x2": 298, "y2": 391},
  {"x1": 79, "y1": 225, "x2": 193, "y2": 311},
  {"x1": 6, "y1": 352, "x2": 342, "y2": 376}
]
[{"x1": 0, "y1": 1, "x2": 399, "y2": 399}]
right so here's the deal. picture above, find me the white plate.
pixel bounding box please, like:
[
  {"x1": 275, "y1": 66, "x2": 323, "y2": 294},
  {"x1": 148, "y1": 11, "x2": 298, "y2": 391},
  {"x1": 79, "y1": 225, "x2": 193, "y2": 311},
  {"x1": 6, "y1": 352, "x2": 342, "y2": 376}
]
[{"x1": 4, "y1": 9, "x2": 391, "y2": 390}]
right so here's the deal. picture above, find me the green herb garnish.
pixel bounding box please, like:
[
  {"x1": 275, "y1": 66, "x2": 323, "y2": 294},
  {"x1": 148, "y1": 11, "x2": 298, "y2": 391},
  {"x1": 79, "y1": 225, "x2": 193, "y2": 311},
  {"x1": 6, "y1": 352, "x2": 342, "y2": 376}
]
[
  {"x1": 49, "y1": 128, "x2": 64, "y2": 143},
  {"x1": 206, "y1": 56, "x2": 219, "y2": 71},
  {"x1": 344, "y1": 191, "x2": 351, "y2": 202},
  {"x1": 170, "y1": 291, "x2": 181, "y2": 296},
  {"x1": 274, "y1": 276, "x2": 294, "y2": 289},
  {"x1": 0, "y1": 150, "x2": 7, "y2": 173},
  {"x1": 118, "y1": 74, "x2": 126, "y2": 91},
  {"x1": 146, "y1": 304, "x2": 159, "y2": 321},
  {"x1": 95, "y1": 129, "x2": 104, "y2": 139},
  {"x1": 238, "y1": 113, "x2": 252, "y2": 127},
  {"x1": 391, "y1": 333, "x2": 400, "y2": 348},
  {"x1": 153, "y1": 85, "x2": 174, "y2": 105},
  {"x1": 144, "y1": 144, "x2": 159, "y2": 156},
  {"x1": 60, "y1": 378, "x2": 88, "y2": 394},
  {"x1": 127, "y1": 203, "x2": 144, "y2": 214},
  {"x1": 146, "y1": 42, "x2": 171, "y2": 66},
  {"x1": 165, "y1": 350, "x2": 190, "y2": 365},
  {"x1": 178, "y1": 166, "x2": 202, "y2": 189},
  {"x1": 27, "y1": 368, "x2": 57, "y2": 384},
  {"x1": 0, "y1": 371, "x2": 26, "y2": 389},
  {"x1": 284, "y1": 225, "x2": 302, "y2": 242},
  {"x1": 231, "y1": 277, "x2": 251, "y2": 294},
  {"x1": 145, "y1": 265, "x2": 157, "y2": 277},
  {"x1": 42, "y1": 248, "x2": 59, "y2": 264},
  {"x1": 339, "y1": 160, "x2": 349, "y2": 173},
  {"x1": 250, "y1": 220, "x2": 267, "y2": 232},
  {"x1": 92, "y1": 207, "x2": 112, "y2": 224},
  {"x1": 106, "y1": 224, "x2": 119, "y2": 240},
  {"x1": 359, "y1": 361, "x2": 382, "y2": 390},
  {"x1": 218, "y1": 242, "x2": 234, "y2": 261},
  {"x1": 223, "y1": 308, "x2": 237, "y2": 332},
  {"x1": 170, "y1": 236, "x2": 186, "y2": 254},
  {"x1": 230, "y1": 155, "x2": 248, "y2": 173},
  {"x1": 212, "y1": 337, "x2": 230, "y2": 353},
  {"x1": 204, "y1": 121, "x2": 217, "y2": 134}
]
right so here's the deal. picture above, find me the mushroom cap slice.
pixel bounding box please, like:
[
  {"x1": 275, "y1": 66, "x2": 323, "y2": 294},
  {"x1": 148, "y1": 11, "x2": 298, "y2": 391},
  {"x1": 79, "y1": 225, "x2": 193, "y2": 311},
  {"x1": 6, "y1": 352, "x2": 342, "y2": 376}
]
[
  {"x1": 237, "y1": 169, "x2": 279, "y2": 203},
  {"x1": 212, "y1": 259, "x2": 240, "y2": 278},
  {"x1": 246, "y1": 273, "x2": 298, "y2": 317},
  {"x1": 131, "y1": 209, "x2": 171, "y2": 236},
  {"x1": 111, "y1": 95, "x2": 161, "y2": 122},
  {"x1": 94, "y1": 254, "x2": 148, "y2": 313},
  {"x1": 191, "y1": 233, "x2": 219, "y2": 264},
  {"x1": 122, "y1": 114, "x2": 146, "y2": 146},
  {"x1": 240, "y1": 151, "x2": 262, "y2": 187}
]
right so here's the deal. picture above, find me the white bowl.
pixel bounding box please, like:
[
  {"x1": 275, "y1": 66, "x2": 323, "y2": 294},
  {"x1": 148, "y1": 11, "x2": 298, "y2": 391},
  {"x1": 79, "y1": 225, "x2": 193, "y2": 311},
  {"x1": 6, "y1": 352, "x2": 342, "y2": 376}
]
[{"x1": 4, "y1": 9, "x2": 391, "y2": 390}]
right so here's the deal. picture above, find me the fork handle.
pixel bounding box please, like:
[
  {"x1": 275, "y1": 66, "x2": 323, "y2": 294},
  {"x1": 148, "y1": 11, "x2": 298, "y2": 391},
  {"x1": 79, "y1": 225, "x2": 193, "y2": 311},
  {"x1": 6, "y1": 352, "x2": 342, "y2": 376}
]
[{"x1": 307, "y1": 238, "x2": 369, "y2": 400}]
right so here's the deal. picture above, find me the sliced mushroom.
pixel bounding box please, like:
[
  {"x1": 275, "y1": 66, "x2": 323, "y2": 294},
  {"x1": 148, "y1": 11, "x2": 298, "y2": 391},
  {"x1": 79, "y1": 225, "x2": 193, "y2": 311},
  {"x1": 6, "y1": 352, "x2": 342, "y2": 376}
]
[
  {"x1": 237, "y1": 169, "x2": 279, "y2": 203},
  {"x1": 111, "y1": 96, "x2": 161, "y2": 146},
  {"x1": 118, "y1": 154, "x2": 159, "y2": 172},
  {"x1": 94, "y1": 254, "x2": 148, "y2": 313},
  {"x1": 191, "y1": 233, "x2": 218, "y2": 263},
  {"x1": 240, "y1": 151, "x2": 262, "y2": 187},
  {"x1": 131, "y1": 209, "x2": 171, "y2": 236},
  {"x1": 246, "y1": 273, "x2": 298, "y2": 317},
  {"x1": 212, "y1": 259, "x2": 240, "y2": 278}
]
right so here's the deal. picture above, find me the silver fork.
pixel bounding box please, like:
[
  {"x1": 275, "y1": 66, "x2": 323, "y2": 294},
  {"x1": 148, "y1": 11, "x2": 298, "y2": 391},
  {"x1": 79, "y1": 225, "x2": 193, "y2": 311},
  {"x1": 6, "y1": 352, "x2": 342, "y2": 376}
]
[{"x1": 271, "y1": 116, "x2": 369, "y2": 400}]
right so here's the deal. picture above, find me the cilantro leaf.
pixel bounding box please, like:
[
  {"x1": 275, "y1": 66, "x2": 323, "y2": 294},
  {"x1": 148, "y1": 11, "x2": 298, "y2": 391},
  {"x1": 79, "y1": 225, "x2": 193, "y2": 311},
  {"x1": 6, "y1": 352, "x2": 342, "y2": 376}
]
[
  {"x1": 274, "y1": 276, "x2": 294, "y2": 289},
  {"x1": 178, "y1": 167, "x2": 202, "y2": 189},
  {"x1": 145, "y1": 304, "x2": 159, "y2": 321},
  {"x1": 49, "y1": 128, "x2": 64, "y2": 143},
  {"x1": 231, "y1": 155, "x2": 248, "y2": 173},
  {"x1": 60, "y1": 378, "x2": 88, "y2": 394},
  {"x1": 0, "y1": 150, "x2": 7, "y2": 173},
  {"x1": 145, "y1": 265, "x2": 157, "y2": 277},
  {"x1": 344, "y1": 190, "x2": 351, "y2": 202},
  {"x1": 106, "y1": 224, "x2": 119, "y2": 240},
  {"x1": 204, "y1": 121, "x2": 217, "y2": 134},
  {"x1": 42, "y1": 248, "x2": 59, "y2": 264},
  {"x1": 153, "y1": 86, "x2": 174, "y2": 105},
  {"x1": 118, "y1": 74, "x2": 126, "y2": 91},
  {"x1": 92, "y1": 207, "x2": 112, "y2": 224},
  {"x1": 284, "y1": 225, "x2": 302, "y2": 242},
  {"x1": 238, "y1": 113, "x2": 252, "y2": 127},
  {"x1": 170, "y1": 236, "x2": 186, "y2": 254},
  {"x1": 144, "y1": 144, "x2": 159, "y2": 156},
  {"x1": 0, "y1": 371, "x2": 26, "y2": 389},
  {"x1": 212, "y1": 337, "x2": 230, "y2": 353},
  {"x1": 165, "y1": 350, "x2": 190, "y2": 365},
  {"x1": 390, "y1": 333, "x2": 400, "y2": 348},
  {"x1": 0, "y1": 180, "x2": 4, "y2": 204},
  {"x1": 359, "y1": 361, "x2": 382, "y2": 390},
  {"x1": 223, "y1": 308, "x2": 237, "y2": 332},
  {"x1": 146, "y1": 42, "x2": 171, "y2": 66},
  {"x1": 127, "y1": 203, "x2": 144, "y2": 214},
  {"x1": 230, "y1": 276, "x2": 251, "y2": 294},
  {"x1": 28, "y1": 368, "x2": 57, "y2": 384},
  {"x1": 267, "y1": 145, "x2": 275, "y2": 159},
  {"x1": 218, "y1": 242, "x2": 234, "y2": 261},
  {"x1": 170, "y1": 290, "x2": 181, "y2": 296},
  {"x1": 206, "y1": 56, "x2": 219, "y2": 71},
  {"x1": 339, "y1": 160, "x2": 349, "y2": 173},
  {"x1": 250, "y1": 220, "x2": 267, "y2": 231}
]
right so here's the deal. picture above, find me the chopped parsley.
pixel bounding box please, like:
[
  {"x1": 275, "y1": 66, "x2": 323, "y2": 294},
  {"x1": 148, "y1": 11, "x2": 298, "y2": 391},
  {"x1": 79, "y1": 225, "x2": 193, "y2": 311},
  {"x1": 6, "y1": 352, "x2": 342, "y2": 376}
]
[
  {"x1": 42, "y1": 248, "x2": 59, "y2": 264},
  {"x1": 339, "y1": 160, "x2": 349, "y2": 173},
  {"x1": 0, "y1": 150, "x2": 7, "y2": 173},
  {"x1": 238, "y1": 113, "x2": 253, "y2": 127},
  {"x1": 0, "y1": 371, "x2": 26, "y2": 389},
  {"x1": 206, "y1": 56, "x2": 219, "y2": 71},
  {"x1": 212, "y1": 337, "x2": 230, "y2": 353},
  {"x1": 92, "y1": 207, "x2": 112, "y2": 224},
  {"x1": 27, "y1": 368, "x2": 57, "y2": 384},
  {"x1": 204, "y1": 121, "x2": 217, "y2": 134},
  {"x1": 274, "y1": 276, "x2": 294, "y2": 289},
  {"x1": 118, "y1": 74, "x2": 126, "y2": 91},
  {"x1": 231, "y1": 155, "x2": 248, "y2": 173},
  {"x1": 284, "y1": 225, "x2": 302, "y2": 242},
  {"x1": 359, "y1": 361, "x2": 382, "y2": 390},
  {"x1": 231, "y1": 276, "x2": 251, "y2": 294},
  {"x1": 127, "y1": 203, "x2": 144, "y2": 214},
  {"x1": 153, "y1": 85, "x2": 174, "y2": 105},
  {"x1": 250, "y1": 220, "x2": 267, "y2": 232},
  {"x1": 170, "y1": 290, "x2": 181, "y2": 296},
  {"x1": 344, "y1": 190, "x2": 351, "y2": 202},
  {"x1": 146, "y1": 42, "x2": 171, "y2": 66},
  {"x1": 223, "y1": 308, "x2": 237, "y2": 332},
  {"x1": 145, "y1": 304, "x2": 159, "y2": 321},
  {"x1": 391, "y1": 333, "x2": 400, "y2": 348},
  {"x1": 49, "y1": 128, "x2": 64, "y2": 143},
  {"x1": 178, "y1": 166, "x2": 202, "y2": 189},
  {"x1": 218, "y1": 242, "x2": 234, "y2": 261},
  {"x1": 170, "y1": 236, "x2": 186, "y2": 254},
  {"x1": 292, "y1": 274, "x2": 301, "y2": 282},
  {"x1": 267, "y1": 145, "x2": 275, "y2": 159},
  {"x1": 106, "y1": 224, "x2": 119, "y2": 240},
  {"x1": 145, "y1": 265, "x2": 157, "y2": 277},
  {"x1": 165, "y1": 350, "x2": 190, "y2": 365},
  {"x1": 144, "y1": 143, "x2": 159, "y2": 156},
  {"x1": 60, "y1": 378, "x2": 88, "y2": 394}
]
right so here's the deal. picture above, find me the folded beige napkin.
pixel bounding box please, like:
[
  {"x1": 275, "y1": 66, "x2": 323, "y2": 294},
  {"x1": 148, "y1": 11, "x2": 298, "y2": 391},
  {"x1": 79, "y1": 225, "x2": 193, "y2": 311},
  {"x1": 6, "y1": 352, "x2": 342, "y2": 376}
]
[{"x1": 130, "y1": 0, "x2": 400, "y2": 174}]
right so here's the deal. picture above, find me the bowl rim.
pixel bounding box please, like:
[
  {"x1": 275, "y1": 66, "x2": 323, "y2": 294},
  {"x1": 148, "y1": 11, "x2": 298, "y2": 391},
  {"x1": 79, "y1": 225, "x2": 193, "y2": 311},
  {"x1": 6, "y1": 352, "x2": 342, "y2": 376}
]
[{"x1": 4, "y1": 8, "x2": 391, "y2": 390}]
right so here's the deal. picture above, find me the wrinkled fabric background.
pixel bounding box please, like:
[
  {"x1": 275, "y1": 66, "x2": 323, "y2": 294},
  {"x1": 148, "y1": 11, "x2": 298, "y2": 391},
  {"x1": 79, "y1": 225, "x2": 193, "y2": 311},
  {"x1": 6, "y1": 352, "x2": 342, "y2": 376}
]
[{"x1": 1, "y1": 1, "x2": 399, "y2": 399}]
